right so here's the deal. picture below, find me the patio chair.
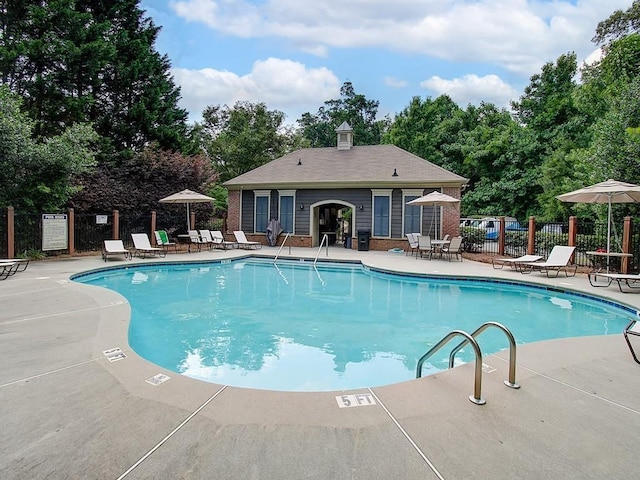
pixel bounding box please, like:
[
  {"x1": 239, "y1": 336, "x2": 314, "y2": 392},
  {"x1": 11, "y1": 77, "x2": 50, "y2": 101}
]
[
  {"x1": 131, "y1": 233, "x2": 165, "y2": 258},
  {"x1": 492, "y1": 254, "x2": 543, "y2": 270},
  {"x1": 102, "y1": 240, "x2": 132, "y2": 262},
  {"x1": 623, "y1": 320, "x2": 640, "y2": 365},
  {"x1": 442, "y1": 236, "x2": 463, "y2": 262},
  {"x1": 233, "y1": 231, "x2": 262, "y2": 249},
  {"x1": 519, "y1": 246, "x2": 576, "y2": 277},
  {"x1": 211, "y1": 230, "x2": 237, "y2": 250},
  {"x1": 154, "y1": 230, "x2": 177, "y2": 254},
  {"x1": 587, "y1": 272, "x2": 640, "y2": 293},
  {"x1": 417, "y1": 235, "x2": 433, "y2": 259},
  {"x1": 405, "y1": 233, "x2": 419, "y2": 257},
  {"x1": 186, "y1": 230, "x2": 206, "y2": 252},
  {"x1": 199, "y1": 230, "x2": 217, "y2": 250}
]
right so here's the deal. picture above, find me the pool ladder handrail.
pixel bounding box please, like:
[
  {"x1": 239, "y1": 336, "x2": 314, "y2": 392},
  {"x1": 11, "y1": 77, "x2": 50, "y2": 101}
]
[
  {"x1": 273, "y1": 232, "x2": 292, "y2": 263},
  {"x1": 416, "y1": 330, "x2": 486, "y2": 405},
  {"x1": 449, "y1": 321, "x2": 520, "y2": 390},
  {"x1": 313, "y1": 233, "x2": 329, "y2": 266},
  {"x1": 416, "y1": 322, "x2": 520, "y2": 405}
]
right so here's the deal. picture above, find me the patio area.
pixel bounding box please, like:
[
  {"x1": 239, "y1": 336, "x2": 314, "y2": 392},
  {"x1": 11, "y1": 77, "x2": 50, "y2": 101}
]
[{"x1": 1, "y1": 247, "x2": 639, "y2": 479}]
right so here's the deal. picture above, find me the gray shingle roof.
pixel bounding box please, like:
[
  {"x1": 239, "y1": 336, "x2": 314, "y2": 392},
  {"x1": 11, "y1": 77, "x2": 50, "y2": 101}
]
[{"x1": 224, "y1": 144, "x2": 468, "y2": 189}]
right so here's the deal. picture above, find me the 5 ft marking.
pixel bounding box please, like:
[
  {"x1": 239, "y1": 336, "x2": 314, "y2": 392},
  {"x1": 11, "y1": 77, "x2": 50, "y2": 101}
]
[{"x1": 336, "y1": 393, "x2": 376, "y2": 408}]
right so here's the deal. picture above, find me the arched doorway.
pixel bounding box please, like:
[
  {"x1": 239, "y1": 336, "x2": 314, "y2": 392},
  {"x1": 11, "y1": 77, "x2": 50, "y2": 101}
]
[{"x1": 310, "y1": 200, "x2": 355, "y2": 247}]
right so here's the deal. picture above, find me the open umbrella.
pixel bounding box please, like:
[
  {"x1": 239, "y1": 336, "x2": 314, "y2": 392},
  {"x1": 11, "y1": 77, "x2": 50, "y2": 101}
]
[
  {"x1": 556, "y1": 179, "x2": 640, "y2": 268},
  {"x1": 407, "y1": 191, "x2": 460, "y2": 240},
  {"x1": 159, "y1": 189, "x2": 214, "y2": 231}
]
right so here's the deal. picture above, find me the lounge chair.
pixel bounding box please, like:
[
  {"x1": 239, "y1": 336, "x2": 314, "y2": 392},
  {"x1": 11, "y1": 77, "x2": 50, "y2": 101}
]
[
  {"x1": 588, "y1": 272, "x2": 640, "y2": 293},
  {"x1": 102, "y1": 240, "x2": 132, "y2": 262},
  {"x1": 199, "y1": 230, "x2": 217, "y2": 250},
  {"x1": 442, "y1": 236, "x2": 463, "y2": 262},
  {"x1": 154, "y1": 230, "x2": 177, "y2": 253},
  {"x1": 405, "y1": 233, "x2": 419, "y2": 257},
  {"x1": 131, "y1": 233, "x2": 165, "y2": 258},
  {"x1": 519, "y1": 246, "x2": 576, "y2": 277},
  {"x1": 417, "y1": 235, "x2": 433, "y2": 259},
  {"x1": 624, "y1": 320, "x2": 640, "y2": 364},
  {"x1": 211, "y1": 230, "x2": 237, "y2": 250},
  {"x1": 233, "y1": 231, "x2": 262, "y2": 249},
  {"x1": 0, "y1": 258, "x2": 30, "y2": 272},
  {"x1": 0, "y1": 261, "x2": 20, "y2": 280},
  {"x1": 492, "y1": 254, "x2": 543, "y2": 270}
]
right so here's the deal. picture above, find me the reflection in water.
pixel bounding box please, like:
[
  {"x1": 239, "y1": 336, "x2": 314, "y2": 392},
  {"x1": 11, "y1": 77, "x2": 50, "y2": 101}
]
[{"x1": 77, "y1": 260, "x2": 635, "y2": 391}]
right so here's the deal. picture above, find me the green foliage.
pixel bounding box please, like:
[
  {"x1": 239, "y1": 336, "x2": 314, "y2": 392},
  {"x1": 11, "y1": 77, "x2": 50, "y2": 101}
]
[
  {"x1": 592, "y1": 0, "x2": 640, "y2": 47},
  {"x1": 460, "y1": 227, "x2": 485, "y2": 252},
  {"x1": 0, "y1": 86, "x2": 98, "y2": 212},
  {"x1": 19, "y1": 249, "x2": 46, "y2": 260},
  {"x1": 201, "y1": 101, "x2": 290, "y2": 183},
  {"x1": 298, "y1": 82, "x2": 389, "y2": 147}
]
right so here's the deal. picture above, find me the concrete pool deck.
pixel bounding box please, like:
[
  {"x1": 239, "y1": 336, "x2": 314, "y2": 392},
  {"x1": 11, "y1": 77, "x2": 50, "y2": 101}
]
[{"x1": 1, "y1": 246, "x2": 639, "y2": 479}]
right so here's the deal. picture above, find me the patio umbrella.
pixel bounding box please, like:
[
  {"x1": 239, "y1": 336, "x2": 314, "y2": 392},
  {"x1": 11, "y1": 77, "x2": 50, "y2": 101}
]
[
  {"x1": 556, "y1": 179, "x2": 640, "y2": 268},
  {"x1": 407, "y1": 191, "x2": 460, "y2": 240},
  {"x1": 159, "y1": 189, "x2": 214, "y2": 231}
]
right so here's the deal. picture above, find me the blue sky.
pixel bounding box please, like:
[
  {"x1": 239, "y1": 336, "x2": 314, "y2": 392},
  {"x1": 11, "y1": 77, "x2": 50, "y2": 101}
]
[{"x1": 140, "y1": 0, "x2": 634, "y2": 125}]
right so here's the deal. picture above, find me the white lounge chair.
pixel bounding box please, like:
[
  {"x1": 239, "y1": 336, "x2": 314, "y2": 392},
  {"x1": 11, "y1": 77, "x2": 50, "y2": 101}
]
[
  {"x1": 154, "y1": 230, "x2": 177, "y2": 253},
  {"x1": 131, "y1": 233, "x2": 165, "y2": 258},
  {"x1": 233, "y1": 231, "x2": 262, "y2": 249},
  {"x1": 102, "y1": 240, "x2": 132, "y2": 262},
  {"x1": 0, "y1": 258, "x2": 30, "y2": 272},
  {"x1": 0, "y1": 261, "x2": 20, "y2": 280},
  {"x1": 492, "y1": 254, "x2": 543, "y2": 270},
  {"x1": 588, "y1": 272, "x2": 640, "y2": 293},
  {"x1": 199, "y1": 230, "x2": 217, "y2": 250},
  {"x1": 211, "y1": 230, "x2": 237, "y2": 250},
  {"x1": 405, "y1": 233, "x2": 419, "y2": 257},
  {"x1": 520, "y1": 246, "x2": 576, "y2": 277},
  {"x1": 624, "y1": 320, "x2": 640, "y2": 364}
]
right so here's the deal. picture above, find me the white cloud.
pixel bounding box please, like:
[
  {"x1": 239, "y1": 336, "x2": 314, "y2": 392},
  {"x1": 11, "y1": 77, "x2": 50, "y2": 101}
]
[
  {"x1": 384, "y1": 76, "x2": 408, "y2": 88},
  {"x1": 169, "y1": 0, "x2": 632, "y2": 76},
  {"x1": 172, "y1": 58, "x2": 341, "y2": 123},
  {"x1": 420, "y1": 74, "x2": 519, "y2": 109}
]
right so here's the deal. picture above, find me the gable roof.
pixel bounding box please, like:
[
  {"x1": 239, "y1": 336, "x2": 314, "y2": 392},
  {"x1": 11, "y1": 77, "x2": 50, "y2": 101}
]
[{"x1": 224, "y1": 144, "x2": 468, "y2": 190}]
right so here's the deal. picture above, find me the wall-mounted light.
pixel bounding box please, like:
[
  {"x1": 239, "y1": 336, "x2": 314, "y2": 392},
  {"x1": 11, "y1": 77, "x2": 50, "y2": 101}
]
[
  {"x1": 392, "y1": 168, "x2": 398, "y2": 177},
  {"x1": 299, "y1": 204, "x2": 304, "y2": 210},
  {"x1": 359, "y1": 205, "x2": 364, "y2": 211}
]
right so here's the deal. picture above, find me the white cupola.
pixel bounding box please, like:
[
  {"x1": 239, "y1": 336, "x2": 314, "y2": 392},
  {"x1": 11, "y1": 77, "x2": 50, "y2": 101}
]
[{"x1": 335, "y1": 121, "x2": 353, "y2": 150}]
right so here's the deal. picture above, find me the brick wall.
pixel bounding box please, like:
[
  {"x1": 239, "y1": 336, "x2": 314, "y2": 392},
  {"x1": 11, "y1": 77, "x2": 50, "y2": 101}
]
[
  {"x1": 441, "y1": 187, "x2": 462, "y2": 238},
  {"x1": 226, "y1": 190, "x2": 240, "y2": 234}
]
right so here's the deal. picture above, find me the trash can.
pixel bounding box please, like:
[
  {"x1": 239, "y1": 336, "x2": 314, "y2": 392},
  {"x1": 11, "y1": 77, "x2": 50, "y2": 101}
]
[{"x1": 357, "y1": 229, "x2": 370, "y2": 251}]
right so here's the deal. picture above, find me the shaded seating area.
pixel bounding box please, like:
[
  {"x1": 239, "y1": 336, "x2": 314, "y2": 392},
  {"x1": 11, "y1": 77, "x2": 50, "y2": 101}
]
[
  {"x1": 154, "y1": 230, "x2": 177, "y2": 254},
  {"x1": 519, "y1": 245, "x2": 576, "y2": 277},
  {"x1": 492, "y1": 254, "x2": 543, "y2": 270},
  {"x1": 233, "y1": 231, "x2": 262, "y2": 249},
  {"x1": 131, "y1": 233, "x2": 165, "y2": 258},
  {"x1": 588, "y1": 272, "x2": 640, "y2": 293},
  {"x1": 102, "y1": 240, "x2": 132, "y2": 262}
]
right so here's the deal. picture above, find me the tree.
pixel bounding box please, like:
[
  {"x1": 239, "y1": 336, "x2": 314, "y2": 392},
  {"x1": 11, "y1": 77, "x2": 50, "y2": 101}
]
[
  {"x1": 201, "y1": 101, "x2": 290, "y2": 183},
  {"x1": 0, "y1": 85, "x2": 98, "y2": 212},
  {"x1": 592, "y1": 0, "x2": 640, "y2": 48},
  {"x1": 298, "y1": 81, "x2": 388, "y2": 147},
  {"x1": 0, "y1": 0, "x2": 189, "y2": 152}
]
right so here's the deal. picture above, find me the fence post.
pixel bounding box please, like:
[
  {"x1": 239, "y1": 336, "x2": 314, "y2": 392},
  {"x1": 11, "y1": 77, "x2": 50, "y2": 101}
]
[
  {"x1": 151, "y1": 211, "x2": 157, "y2": 246},
  {"x1": 568, "y1": 216, "x2": 577, "y2": 247},
  {"x1": 68, "y1": 208, "x2": 75, "y2": 256},
  {"x1": 112, "y1": 210, "x2": 119, "y2": 240},
  {"x1": 498, "y1": 216, "x2": 505, "y2": 256},
  {"x1": 527, "y1": 216, "x2": 536, "y2": 255},
  {"x1": 190, "y1": 210, "x2": 195, "y2": 230},
  {"x1": 622, "y1": 216, "x2": 632, "y2": 274},
  {"x1": 7, "y1": 206, "x2": 15, "y2": 259}
]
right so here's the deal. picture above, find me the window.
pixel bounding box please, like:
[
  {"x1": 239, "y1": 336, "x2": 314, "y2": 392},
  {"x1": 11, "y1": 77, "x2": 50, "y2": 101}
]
[
  {"x1": 254, "y1": 192, "x2": 270, "y2": 233},
  {"x1": 403, "y1": 191, "x2": 422, "y2": 236},
  {"x1": 278, "y1": 192, "x2": 294, "y2": 233},
  {"x1": 372, "y1": 191, "x2": 391, "y2": 237}
]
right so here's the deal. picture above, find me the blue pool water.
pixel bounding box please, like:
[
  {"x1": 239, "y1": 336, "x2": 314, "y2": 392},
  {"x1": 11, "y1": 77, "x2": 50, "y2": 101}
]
[{"x1": 75, "y1": 258, "x2": 637, "y2": 392}]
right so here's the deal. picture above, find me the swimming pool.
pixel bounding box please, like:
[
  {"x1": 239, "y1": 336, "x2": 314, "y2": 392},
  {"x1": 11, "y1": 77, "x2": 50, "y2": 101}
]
[{"x1": 75, "y1": 258, "x2": 637, "y2": 392}]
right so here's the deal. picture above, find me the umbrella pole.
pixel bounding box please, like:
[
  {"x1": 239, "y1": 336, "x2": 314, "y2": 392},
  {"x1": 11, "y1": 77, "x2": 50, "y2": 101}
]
[
  {"x1": 607, "y1": 198, "x2": 611, "y2": 272},
  {"x1": 187, "y1": 203, "x2": 190, "y2": 232}
]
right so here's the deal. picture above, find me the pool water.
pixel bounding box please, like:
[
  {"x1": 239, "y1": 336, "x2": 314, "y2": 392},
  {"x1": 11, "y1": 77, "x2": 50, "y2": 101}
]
[{"x1": 76, "y1": 258, "x2": 636, "y2": 391}]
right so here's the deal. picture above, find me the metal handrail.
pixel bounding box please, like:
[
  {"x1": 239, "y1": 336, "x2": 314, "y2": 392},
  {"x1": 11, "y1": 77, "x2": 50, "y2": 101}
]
[
  {"x1": 448, "y1": 322, "x2": 520, "y2": 389},
  {"x1": 313, "y1": 233, "x2": 329, "y2": 266},
  {"x1": 273, "y1": 232, "x2": 292, "y2": 263},
  {"x1": 416, "y1": 330, "x2": 486, "y2": 405}
]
